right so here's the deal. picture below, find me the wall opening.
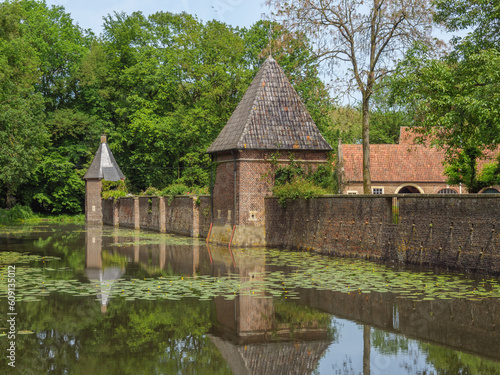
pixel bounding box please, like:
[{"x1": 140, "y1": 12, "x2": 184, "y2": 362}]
[
  {"x1": 481, "y1": 188, "x2": 500, "y2": 194},
  {"x1": 397, "y1": 186, "x2": 421, "y2": 194}
]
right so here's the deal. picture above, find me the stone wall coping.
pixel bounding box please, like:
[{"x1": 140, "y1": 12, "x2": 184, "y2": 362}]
[
  {"x1": 265, "y1": 194, "x2": 500, "y2": 200},
  {"x1": 114, "y1": 194, "x2": 211, "y2": 199}
]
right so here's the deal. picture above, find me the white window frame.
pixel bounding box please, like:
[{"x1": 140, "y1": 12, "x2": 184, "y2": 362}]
[
  {"x1": 372, "y1": 187, "x2": 384, "y2": 195},
  {"x1": 347, "y1": 191, "x2": 358, "y2": 195}
]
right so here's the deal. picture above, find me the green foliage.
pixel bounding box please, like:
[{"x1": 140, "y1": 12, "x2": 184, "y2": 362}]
[
  {"x1": 269, "y1": 153, "x2": 336, "y2": 206},
  {"x1": 0, "y1": 1, "x2": 48, "y2": 207},
  {"x1": 325, "y1": 101, "x2": 408, "y2": 148},
  {"x1": 102, "y1": 190, "x2": 128, "y2": 200},
  {"x1": 309, "y1": 164, "x2": 337, "y2": 191},
  {"x1": 274, "y1": 161, "x2": 305, "y2": 186},
  {"x1": 160, "y1": 184, "x2": 208, "y2": 197},
  {"x1": 444, "y1": 147, "x2": 493, "y2": 193},
  {"x1": 0, "y1": 2, "x2": 334, "y2": 213},
  {"x1": 369, "y1": 82, "x2": 412, "y2": 144},
  {"x1": 433, "y1": 0, "x2": 500, "y2": 54},
  {"x1": 27, "y1": 153, "x2": 86, "y2": 213},
  {"x1": 272, "y1": 178, "x2": 328, "y2": 207},
  {"x1": 389, "y1": 0, "x2": 500, "y2": 193},
  {"x1": 478, "y1": 161, "x2": 500, "y2": 187},
  {"x1": 140, "y1": 186, "x2": 161, "y2": 196},
  {"x1": 271, "y1": 153, "x2": 336, "y2": 197},
  {"x1": 24, "y1": 214, "x2": 85, "y2": 224},
  {"x1": 0, "y1": 205, "x2": 33, "y2": 224},
  {"x1": 16, "y1": 0, "x2": 93, "y2": 111},
  {"x1": 389, "y1": 44, "x2": 500, "y2": 193},
  {"x1": 102, "y1": 180, "x2": 128, "y2": 200}
]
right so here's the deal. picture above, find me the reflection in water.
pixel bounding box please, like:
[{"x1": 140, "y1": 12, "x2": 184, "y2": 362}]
[
  {"x1": 85, "y1": 226, "x2": 125, "y2": 313},
  {"x1": 209, "y1": 247, "x2": 332, "y2": 375},
  {"x1": 0, "y1": 224, "x2": 499, "y2": 374}
]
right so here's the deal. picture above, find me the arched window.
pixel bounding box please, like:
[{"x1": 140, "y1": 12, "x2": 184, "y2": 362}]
[
  {"x1": 481, "y1": 188, "x2": 500, "y2": 194},
  {"x1": 437, "y1": 188, "x2": 457, "y2": 194},
  {"x1": 397, "y1": 186, "x2": 421, "y2": 194}
]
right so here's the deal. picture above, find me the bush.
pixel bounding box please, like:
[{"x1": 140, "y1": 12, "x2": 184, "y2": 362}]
[
  {"x1": 309, "y1": 164, "x2": 337, "y2": 192},
  {"x1": 160, "y1": 184, "x2": 208, "y2": 196},
  {"x1": 102, "y1": 180, "x2": 128, "y2": 200},
  {"x1": 0, "y1": 205, "x2": 33, "y2": 224},
  {"x1": 140, "y1": 186, "x2": 161, "y2": 196},
  {"x1": 102, "y1": 190, "x2": 128, "y2": 200},
  {"x1": 272, "y1": 178, "x2": 328, "y2": 207}
]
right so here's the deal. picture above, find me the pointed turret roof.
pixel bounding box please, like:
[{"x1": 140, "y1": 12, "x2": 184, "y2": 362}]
[
  {"x1": 84, "y1": 136, "x2": 125, "y2": 181},
  {"x1": 207, "y1": 56, "x2": 332, "y2": 153}
]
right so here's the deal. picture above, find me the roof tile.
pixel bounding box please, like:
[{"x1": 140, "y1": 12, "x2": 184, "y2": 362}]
[{"x1": 207, "y1": 56, "x2": 332, "y2": 153}]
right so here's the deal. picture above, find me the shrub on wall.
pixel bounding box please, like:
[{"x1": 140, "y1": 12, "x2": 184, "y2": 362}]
[
  {"x1": 270, "y1": 153, "x2": 336, "y2": 206},
  {"x1": 160, "y1": 184, "x2": 208, "y2": 196},
  {"x1": 272, "y1": 178, "x2": 328, "y2": 207},
  {"x1": 102, "y1": 180, "x2": 128, "y2": 200}
]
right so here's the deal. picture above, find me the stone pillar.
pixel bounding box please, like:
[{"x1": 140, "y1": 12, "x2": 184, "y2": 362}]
[
  {"x1": 192, "y1": 196, "x2": 200, "y2": 238},
  {"x1": 85, "y1": 179, "x2": 102, "y2": 224},
  {"x1": 159, "y1": 197, "x2": 166, "y2": 233},
  {"x1": 113, "y1": 199, "x2": 120, "y2": 226},
  {"x1": 134, "y1": 197, "x2": 140, "y2": 230}
]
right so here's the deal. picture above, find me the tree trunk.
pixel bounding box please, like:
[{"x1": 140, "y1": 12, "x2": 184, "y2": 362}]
[
  {"x1": 6, "y1": 184, "x2": 16, "y2": 208},
  {"x1": 362, "y1": 94, "x2": 372, "y2": 194},
  {"x1": 363, "y1": 324, "x2": 371, "y2": 375}
]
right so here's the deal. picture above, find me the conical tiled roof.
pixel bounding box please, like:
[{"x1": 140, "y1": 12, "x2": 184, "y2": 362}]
[
  {"x1": 207, "y1": 56, "x2": 332, "y2": 153},
  {"x1": 83, "y1": 137, "x2": 125, "y2": 181}
]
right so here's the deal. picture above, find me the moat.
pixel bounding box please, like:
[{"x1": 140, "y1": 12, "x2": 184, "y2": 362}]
[{"x1": 0, "y1": 223, "x2": 499, "y2": 374}]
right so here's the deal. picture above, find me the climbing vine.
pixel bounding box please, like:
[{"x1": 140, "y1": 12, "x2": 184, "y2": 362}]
[{"x1": 266, "y1": 153, "x2": 337, "y2": 206}]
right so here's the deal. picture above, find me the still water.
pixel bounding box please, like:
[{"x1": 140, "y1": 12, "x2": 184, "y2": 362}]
[{"x1": 0, "y1": 224, "x2": 499, "y2": 374}]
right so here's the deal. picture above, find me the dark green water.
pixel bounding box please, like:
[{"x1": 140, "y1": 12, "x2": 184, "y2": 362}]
[{"x1": 0, "y1": 224, "x2": 499, "y2": 374}]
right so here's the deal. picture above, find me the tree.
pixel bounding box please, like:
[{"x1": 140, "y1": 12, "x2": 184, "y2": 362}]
[
  {"x1": 94, "y1": 12, "x2": 335, "y2": 193},
  {"x1": 433, "y1": 0, "x2": 500, "y2": 54},
  {"x1": 266, "y1": 0, "x2": 435, "y2": 193},
  {"x1": 389, "y1": 46, "x2": 500, "y2": 192},
  {"x1": 0, "y1": 1, "x2": 47, "y2": 207},
  {"x1": 388, "y1": 0, "x2": 500, "y2": 193},
  {"x1": 17, "y1": 0, "x2": 93, "y2": 111}
]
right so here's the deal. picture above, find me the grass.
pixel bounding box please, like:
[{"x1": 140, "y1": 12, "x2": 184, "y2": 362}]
[{"x1": 0, "y1": 205, "x2": 84, "y2": 226}]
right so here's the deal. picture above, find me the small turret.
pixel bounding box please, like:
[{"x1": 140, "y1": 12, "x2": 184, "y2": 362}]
[{"x1": 84, "y1": 135, "x2": 125, "y2": 224}]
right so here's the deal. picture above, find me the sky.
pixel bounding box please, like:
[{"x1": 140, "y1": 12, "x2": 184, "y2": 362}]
[
  {"x1": 45, "y1": 0, "x2": 268, "y2": 35},
  {"x1": 43, "y1": 0, "x2": 461, "y2": 105}
]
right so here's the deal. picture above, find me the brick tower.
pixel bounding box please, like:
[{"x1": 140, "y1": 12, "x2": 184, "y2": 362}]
[
  {"x1": 83, "y1": 135, "x2": 125, "y2": 224},
  {"x1": 207, "y1": 56, "x2": 332, "y2": 246}
]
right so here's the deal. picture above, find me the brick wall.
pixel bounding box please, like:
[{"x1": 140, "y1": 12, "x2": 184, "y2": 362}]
[
  {"x1": 213, "y1": 152, "x2": 236, "y2": 226},
  {"x1": 102, "y1": 195, "x2": 211, "y2": 237},
  {"x1": 102, "y1": 192, "x2": 500, "y2": 273},
  {"x1": 164, "y1": 196, "x2": 194, "y2": 236},
  {"x1": 266, "y1": 195, "x2": 500, "y2": 274},
  {"x1": 85, "y1": 179, "x2": 102, "y2": 224},
  {"x1": 395, "y1": 196, "x2": 500, "y2": 273},
  {"x1": 197, "y1": 196, "x2": 212, "y2": 238},
  {"x1": 118, "y1": 197, "x2": 137, "y2": 229},
  {"x1": 266, "y1": 196, "x2": 393, "y2": 259},
  {"x1": 343, "y1": 182, "x2": 463, "y2": 194},
  {"x1": 213, "y1": 149, "x2": 329, "y2": 228},
  {"x1": 102, "y1": 199, "x2": 114, "y2": 225}
]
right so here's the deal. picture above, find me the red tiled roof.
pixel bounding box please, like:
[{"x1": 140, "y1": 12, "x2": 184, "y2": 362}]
[
  {"x1": 399, "y1": 127, "x2": 421, "y2": 145},
  {"x1": 342, "y1": 143, "x2": 447, "y2": 182},
  {"x1": 342, "y1": 127, "x2": 499, "y2": 183}
]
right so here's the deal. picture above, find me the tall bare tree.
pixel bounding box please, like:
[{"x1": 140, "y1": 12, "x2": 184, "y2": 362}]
[{"x1": 266, "y1": 0, "x2": 436, "y2": 193}]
